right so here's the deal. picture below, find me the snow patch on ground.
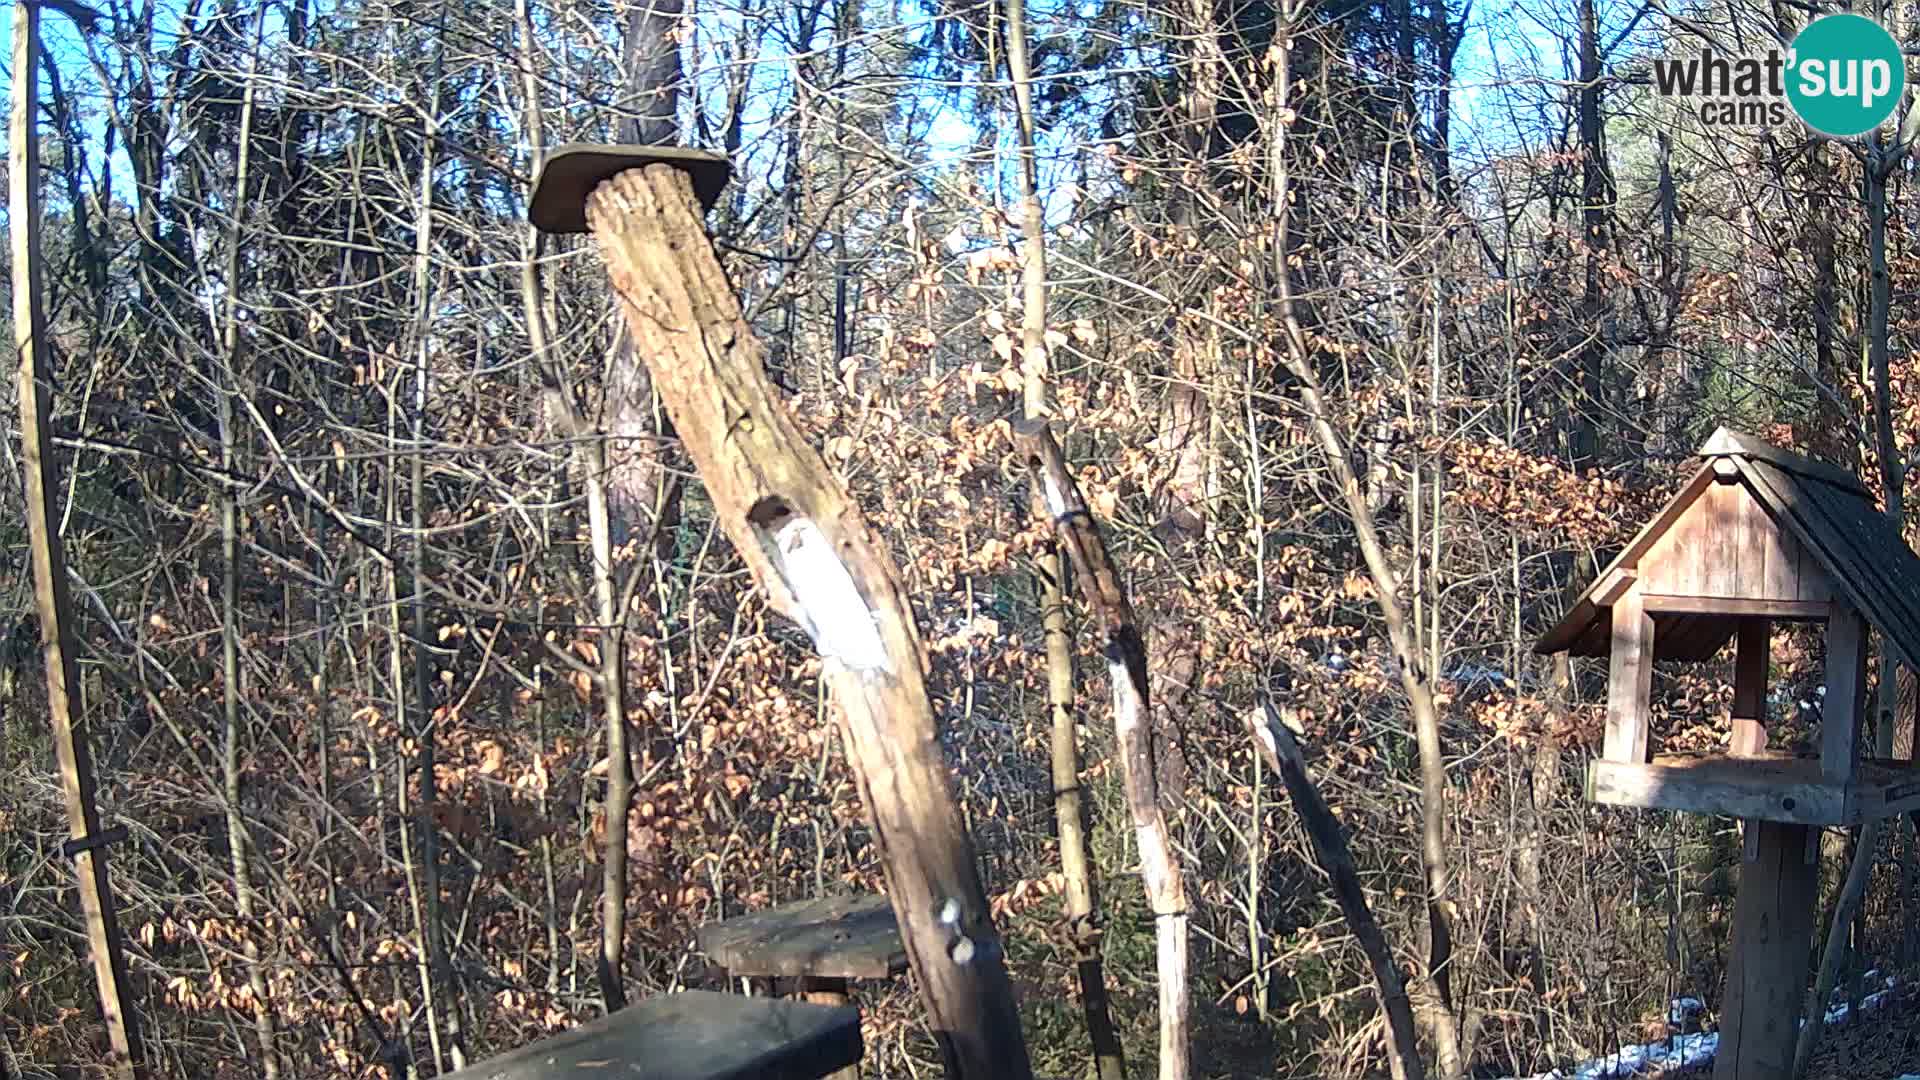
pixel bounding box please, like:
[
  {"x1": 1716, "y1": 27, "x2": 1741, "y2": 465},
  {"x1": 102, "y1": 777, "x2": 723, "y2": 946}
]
[
  {"x1": 1501, "y1": 1032, "x2": 1717, "y2": 1080},
  {"x1": 1501, "y1": 976, "x2": 1901, "y2": 1080}
]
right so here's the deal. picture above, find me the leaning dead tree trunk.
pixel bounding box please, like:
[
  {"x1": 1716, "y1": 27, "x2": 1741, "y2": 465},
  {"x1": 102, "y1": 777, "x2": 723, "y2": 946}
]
[
  {"x1": 533, "y1": 153, "x2": 1034, "y2": 1079},
  {"x1": 11, "y1": 6, "x2": 144, "y2": 1077},
  {"x1": 1012, "y1": 418, "x2": 1190, "y2": 1080},
  {"x1": 1251, "y1": 702, "x2": 1424, "y2": 1080}
]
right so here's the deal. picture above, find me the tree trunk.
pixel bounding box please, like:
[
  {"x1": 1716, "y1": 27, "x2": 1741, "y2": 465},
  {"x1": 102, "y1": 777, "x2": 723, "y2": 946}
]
[
  {"x1": 1271, "y1": 15, "x2": 1460, "y2": 1074},
  {"x1": 1251, "y1": 703, "x2": 1425, "y2": 1080},
  {"x1": 1571, "y1": 0, "x2": 1605, "y2": 469},
  {"x1": 11, "y1": 9, "x2": 145, "y2": 1074},
  {"x1": 1014, "y1": 419, "x2": 1190, "y2": 1080},
  {"x1": 217, "y1": 12, "x2": 278, "y2": 1072},
  {"x1": 604, "y1": 0, "x2": 688, "y2": 544},
  {"x1": 578, "y1": 162, "x2": 1034, "y2": 1079},
  {"x1": 1004, "y1": 0, "x2": 1125, "y2": 1072}
]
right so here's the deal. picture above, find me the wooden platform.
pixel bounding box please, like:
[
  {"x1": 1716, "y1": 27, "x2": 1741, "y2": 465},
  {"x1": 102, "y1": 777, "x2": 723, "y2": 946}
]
[
  {"x1": 1587, "y1": 752, "x2": 1920, "y2": 825},
  {"x1": 440, "y1": 990, "x2": 861, "y2": 1080},
  {"x1": 698, "y1": 894, "x2": 907, "y2": 981}
]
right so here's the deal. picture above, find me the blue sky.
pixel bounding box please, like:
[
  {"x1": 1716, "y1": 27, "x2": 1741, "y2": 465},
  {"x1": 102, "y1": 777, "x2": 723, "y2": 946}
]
[{"x1": 1, "y1": 0, "x2": 1670, "y2": 228}]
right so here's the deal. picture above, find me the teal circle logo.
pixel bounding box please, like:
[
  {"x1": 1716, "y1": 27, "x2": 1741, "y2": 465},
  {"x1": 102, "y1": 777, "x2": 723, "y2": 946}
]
[{"x1": 1786, "y1": 14, "x2": 1906, "y2": 137}]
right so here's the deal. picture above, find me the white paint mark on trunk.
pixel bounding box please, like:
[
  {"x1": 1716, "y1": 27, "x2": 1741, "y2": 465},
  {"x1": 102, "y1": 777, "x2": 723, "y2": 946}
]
[{"x1": 764, "y1": 513, "x2": 890, "y2": 673}]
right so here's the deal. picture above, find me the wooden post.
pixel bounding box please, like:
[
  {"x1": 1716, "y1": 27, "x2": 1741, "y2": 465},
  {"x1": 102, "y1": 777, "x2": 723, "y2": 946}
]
[
  {"x1": 1730, "y1": 619, "x2": 1770, "y2": 757},
  {"x1": 1728, "y1": 615, "x2": 1769, "y2": 874},
  {"x1": 1821, "y1": 604, "x2": 1865, "y2": 784},
  {"x1": 10, "y1": 6, "x2": 145, "y2": 1077},
  {"x1": 1012, "y1": 418, "x2": 1190, "y2": 1080},
  {"x1": 1604, "y1": 589, "x2": 1654, "y2": 763},
  {"x1": 1714, "y1": 820, "x2": 1818, "y2": 1080},
  {"x1": 568, "y1": 161, "x2": 1032, "y2": 1079}
]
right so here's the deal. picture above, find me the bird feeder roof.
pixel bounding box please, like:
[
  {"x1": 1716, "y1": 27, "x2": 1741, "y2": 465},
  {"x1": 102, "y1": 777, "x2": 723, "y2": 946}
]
[{"x1": 1535, "y1": 427, "x2": 1920, "y2": 670}]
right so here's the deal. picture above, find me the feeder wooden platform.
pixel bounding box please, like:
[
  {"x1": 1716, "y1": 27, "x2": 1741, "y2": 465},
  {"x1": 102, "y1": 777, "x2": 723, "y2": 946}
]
[
  {"x1": 1588, "y1": 752, "x2": 1920, "y2": 825},
  {"x1": 698, "y1": 894, "x2": 906, "y2": 981},
  {"x1": 439, "y1": 990, "x2": 861, "y2": 1080}
]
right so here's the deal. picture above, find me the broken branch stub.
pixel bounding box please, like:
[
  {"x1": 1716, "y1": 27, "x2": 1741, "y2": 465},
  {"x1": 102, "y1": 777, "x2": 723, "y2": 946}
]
[{"x1": 575, "y1": 161, "x2": 1033, "y2": 1080}]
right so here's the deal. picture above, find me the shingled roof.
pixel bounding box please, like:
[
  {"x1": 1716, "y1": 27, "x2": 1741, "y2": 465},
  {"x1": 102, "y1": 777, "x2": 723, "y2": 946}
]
[{"x1": 1535, "y1": 428, "x2": 1920, "y2": 670}]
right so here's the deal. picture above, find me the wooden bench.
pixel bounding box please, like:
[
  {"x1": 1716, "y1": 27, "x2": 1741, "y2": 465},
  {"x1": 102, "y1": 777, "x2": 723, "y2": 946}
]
[
  {"x1": 697, "y1": 895, "x2": 906, "y2": 1079},
  {"x1": 441, "y1": 989, "x2": 861, "y2": 1080}
]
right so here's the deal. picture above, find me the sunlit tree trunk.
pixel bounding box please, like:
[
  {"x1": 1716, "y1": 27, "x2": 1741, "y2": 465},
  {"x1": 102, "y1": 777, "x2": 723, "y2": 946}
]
[{"x1": 1004, "y1": 0, "x2": 1125, "y2": 1073}]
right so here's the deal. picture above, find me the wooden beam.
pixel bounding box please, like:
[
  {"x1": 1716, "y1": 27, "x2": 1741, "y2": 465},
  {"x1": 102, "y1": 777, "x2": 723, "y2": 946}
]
[
  {"x1": 575, "y1": 163, "x2": 1032, "y2": 1079},
  {"x1": 1731, "y1": 619, "x2": 1771, "y2": 757},
  {"x1": 1587, "y1": 757, "x2": 1845, "y2": 825},
  {"x1": 1699, "y1": 426, "x2": 1871, "y2": 497},
  {"x1": 1605, "y1": 590, "x2": 1654, "y2": 764},
  {"x1": 1593, "y1": 567, "x2": 1636, "y2": 606},
  {"x1": 1590, "y1": 754, "x2": 1920, "y2": 825},
  {"x1": 10, "y1": 7, "x2": 144, "y2": 1077},
  {"x1": 1823, "y1": 604, "x2": 1866, "y2": 784},
  {"x1": 1640, "y1": 595, "x2": 1829, "y2": 620},
  {"x1": 1713, "y1": 821, "x2": 1818, "y2": 1080}
]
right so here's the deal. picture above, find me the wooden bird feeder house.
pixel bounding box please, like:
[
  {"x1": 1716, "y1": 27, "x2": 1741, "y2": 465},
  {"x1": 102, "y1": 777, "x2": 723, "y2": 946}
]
[{"x1": 1536, "y1": 427, "x2": 1920, "y2": 1080}]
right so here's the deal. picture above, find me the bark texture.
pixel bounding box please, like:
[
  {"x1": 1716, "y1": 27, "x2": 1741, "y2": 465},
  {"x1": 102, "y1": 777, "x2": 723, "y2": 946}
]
[
  {"x1": 1014, "y1": 417, "x2": 1190, "y2": 1080},
  {"x1": 582, "y1": 163, "x2": 1033, "y2": 1079}
]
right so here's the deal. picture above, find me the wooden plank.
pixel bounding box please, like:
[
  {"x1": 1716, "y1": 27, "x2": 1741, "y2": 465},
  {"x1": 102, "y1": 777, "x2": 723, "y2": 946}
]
[
  {"x1": 1590, "y1": 754, "x2": 1920, "y2": 825},
  {"x1": 1731, "y1": 619, "x2": 1771, "y2": 757},
  {"x1": 1587, "y1": 757, "x2": 1846, "y2": 825},
  {"x1": 1822, "y1": 604, "x2": 1865, "y2": 784},
  {"x1": 1639, "y1": 595, "x2": 1828, "y2": 620},
  {"x1": 1726, "y1": 477, "x2": 1761, "y2": 596},
  {"x1": 697, "y1": 896, "x2": 906, "y2": 980},
  {"x1": 1700, "y1": 481, "x2": 1741, "y2": 597},
  {"x1": 1790, "y1": 528, "x2": 1832, "y2": 604},
  {"x1": 1759, "y1": 511, "x2": 1800, "y2": 602},
  {"x1": 1640, "y1": 491, "x2": 1702, "y2": 595},
  {"x1": 440, "y1": 990, "x2": 861, "y2": 1080},
  {"x1": 1604, "y1": 590, "x2": 1654, "y2": 764},
  {"x1": 1713, "y1": 820, "x2": 1818, "y2": 1080}
]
